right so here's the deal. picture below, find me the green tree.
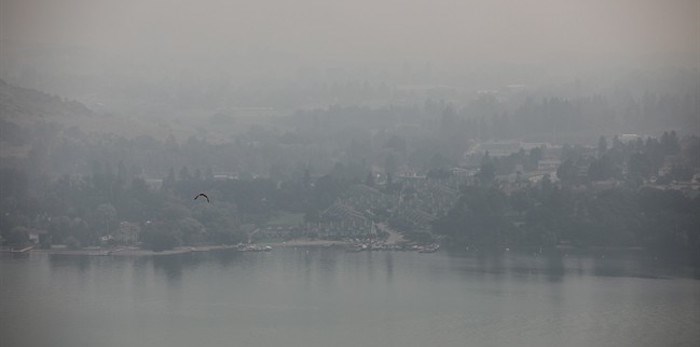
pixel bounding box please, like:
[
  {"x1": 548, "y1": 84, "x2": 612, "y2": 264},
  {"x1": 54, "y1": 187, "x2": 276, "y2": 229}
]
[
  {"x1": 598, "y1": 136, "x2": 608, "y2": 157},
  {"x1": 163, "y1": 168, "x2": 176, "y2": 190},
  {"x1": 556, "y1": 159, "x2": 578, "y2": 185},
  {"x1": 660, "y1": 131, "x2": 680, "y2": 155},
  {"x1": 140, "y1": 227, "x2": 180, "y2": 251},
  {"x1": 478, "y1": 152, "x2": 495, "y2": 183},
  {"x1": 365, "y1": 171, "x2": 375, "y2": 187},
  {"x1": 95, "y1": 203, "x2": 117, "y2": 237},
  {"x1": 628, "y1": 153, "x2": 652, "y2": 180}
]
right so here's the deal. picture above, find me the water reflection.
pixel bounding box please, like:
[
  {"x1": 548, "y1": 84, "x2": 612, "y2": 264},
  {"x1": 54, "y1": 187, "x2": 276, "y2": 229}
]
[
  {"x1": 43, "y1": 249, "x2": 696, "y2": 285},
  {"x1": 212, "y1": 249, "x2": 243, "y2": 267},
  {"x1": 301, "y1": 248, "x2": 313, "y2": 290},
  {"x1": 442, "y1": 249, "x2": 693, "y2": 283},
  {"x1": 5, "y1": 249, "x2": 699, "y2": 347},
  {"x1": 545, "y1": 253, "x2": 565, "y2": 281},
  {"x1": 49, "y1": 254, "x2": 93, "y2": 273},
  {"x1": 152, "y1": 255, "x2": 185, "y2": 283},
  {"x1": 365, "y1": 250, "x2": 376, "y2": 282},
  {"x1": 317, "y1": 249, "x2": 338, "y2": 292},
  {"x1": 384, "y1": 252, "x2": 394, "y2": 281}
]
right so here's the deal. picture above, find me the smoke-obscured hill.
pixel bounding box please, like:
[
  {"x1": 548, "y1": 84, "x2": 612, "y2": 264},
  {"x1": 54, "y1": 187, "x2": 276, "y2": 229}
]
[
  {"x1": 0, "y1": 79, "x2": 162, "y2": 171},
  {"x1": 0, "y1": 79, "x2": 192, "y2": 150},
  {"x1": 0, "y1": 79, "x2": 94, "y2": 161},
  {"x1": 0, "y1": 78, "x2": 93, "y2": 123}
]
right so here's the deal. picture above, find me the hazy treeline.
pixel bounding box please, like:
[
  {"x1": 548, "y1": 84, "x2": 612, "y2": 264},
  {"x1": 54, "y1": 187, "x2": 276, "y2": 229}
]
[
  {"x1": 436, "y1": 133, "x2": 700, "y2": 257},
  {"x1": 435, "y1": 180, "x2": 700, "y2": 258},
  {"x1": 0, "y1": 158, "x2": 360, "y2": 250},
  {"x1": 1, "y1": 129, "x2": 698, "y2": 256},
  {"x1": 1, "y1": 76, "x2": 699, "y2": 256},
  {"x1": 2, "y1": 76, "x2": 699, "y2": 181}
]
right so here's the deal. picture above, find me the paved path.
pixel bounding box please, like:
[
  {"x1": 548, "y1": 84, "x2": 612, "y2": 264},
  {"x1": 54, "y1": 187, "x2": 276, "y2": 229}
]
[{"x1": 377, "y1": 223, "x2": 406, "y2": 245}]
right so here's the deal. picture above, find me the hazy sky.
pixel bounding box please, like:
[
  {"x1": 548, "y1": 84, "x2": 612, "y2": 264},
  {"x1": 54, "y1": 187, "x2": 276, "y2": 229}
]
[{"x1": 1, "y1": 0, "x2": 699, "y2": 73}]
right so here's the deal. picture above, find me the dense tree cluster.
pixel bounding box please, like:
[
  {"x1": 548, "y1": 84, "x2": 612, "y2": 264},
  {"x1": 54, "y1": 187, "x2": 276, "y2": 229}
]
[
  {"x1": 436, "y1": 134, "x2": 700, "y2": 262},
  {"x1": 0, "y1": 165, "x2": 242, "y2": 250},
  {"x1": 434, "y1": 183, "x2": 700, "y2": 259},
  {"x1": 0, "y1": 159, "x2": 364, "y2": 250}
]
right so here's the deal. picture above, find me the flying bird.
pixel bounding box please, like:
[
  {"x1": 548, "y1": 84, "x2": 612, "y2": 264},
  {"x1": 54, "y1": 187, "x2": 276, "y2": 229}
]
[{"x1": 194, "y1": 193, "x2": 210, "y2": 203}]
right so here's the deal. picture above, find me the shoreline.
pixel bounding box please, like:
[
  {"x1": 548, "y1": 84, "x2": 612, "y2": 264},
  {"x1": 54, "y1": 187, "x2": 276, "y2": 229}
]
[
  {"x1": 260, "y1": 239, "x2": 349, "y2": 248},
  {"x1": 26, "y1": 245, "x2": 239, "y2": 257},
  {"x1": 19, "y1": 240, "x2": 353, "y2": 257},
  {"x1": 6, "y1": 241, "x2": 662, "y2": 258}
]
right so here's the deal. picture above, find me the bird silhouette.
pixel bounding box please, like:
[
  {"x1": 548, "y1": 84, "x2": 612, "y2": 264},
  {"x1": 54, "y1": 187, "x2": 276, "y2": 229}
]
[{"x1": 194, "y1": 193, "x2": 210, "y2": 203}]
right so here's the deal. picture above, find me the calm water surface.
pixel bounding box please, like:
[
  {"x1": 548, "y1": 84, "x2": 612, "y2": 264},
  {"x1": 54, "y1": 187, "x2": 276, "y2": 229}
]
[{"x1": 1, "y1": 249, "x2": 699, "y2": 347}]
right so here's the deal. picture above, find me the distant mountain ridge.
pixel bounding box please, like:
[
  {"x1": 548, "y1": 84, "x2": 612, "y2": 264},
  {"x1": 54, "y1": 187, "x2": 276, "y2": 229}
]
[
  {"x1": 0, "y1": 78, "x2": 93, "y2": 124},
  {"x1": 0, "y1": 79, "x2": 97, "y2": 161}
]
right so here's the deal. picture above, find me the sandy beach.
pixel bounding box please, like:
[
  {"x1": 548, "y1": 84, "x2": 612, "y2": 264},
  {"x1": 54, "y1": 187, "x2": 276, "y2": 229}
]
[
  {"x1": 16, "y1": 233, "x2": 415, "y2": 257},
  {"x1": 260, "y1": 239, "x2": 349, "y2": 248}
]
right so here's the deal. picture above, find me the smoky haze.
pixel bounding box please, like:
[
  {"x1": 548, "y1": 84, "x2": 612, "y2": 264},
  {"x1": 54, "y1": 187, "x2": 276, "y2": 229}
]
[
  {"x1": 2, "y1": 2, "x2": 700, "y2": 347},
  {"x1": 1, "y1": 0, "x2": 699, "y2": 87}
]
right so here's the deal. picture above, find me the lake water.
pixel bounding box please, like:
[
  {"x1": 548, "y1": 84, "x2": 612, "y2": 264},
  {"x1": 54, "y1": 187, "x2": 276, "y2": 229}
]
[{"x1": 1, "y1": 248, "x2": 699, "y2": 347}]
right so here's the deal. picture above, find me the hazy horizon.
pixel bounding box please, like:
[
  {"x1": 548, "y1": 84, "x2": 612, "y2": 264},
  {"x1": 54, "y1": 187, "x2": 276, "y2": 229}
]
[{"x1": 2, "y1": 0, "x2": 699, "y2": 93}]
